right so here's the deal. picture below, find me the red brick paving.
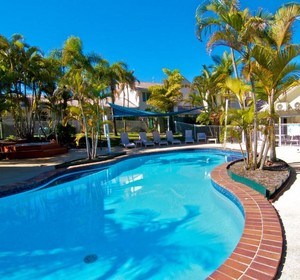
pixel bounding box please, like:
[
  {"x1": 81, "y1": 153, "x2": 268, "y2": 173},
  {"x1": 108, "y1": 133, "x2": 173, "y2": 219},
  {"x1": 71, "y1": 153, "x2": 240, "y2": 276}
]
[{"x1": 208, "y1": 163, "x2": 283, "y2": 279}]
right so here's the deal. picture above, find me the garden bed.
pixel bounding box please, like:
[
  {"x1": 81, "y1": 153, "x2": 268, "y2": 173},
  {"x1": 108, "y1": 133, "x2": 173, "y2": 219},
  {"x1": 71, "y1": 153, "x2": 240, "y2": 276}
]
[{"x1": 228, "y1": 159, "x2": 290, "y2": 199}]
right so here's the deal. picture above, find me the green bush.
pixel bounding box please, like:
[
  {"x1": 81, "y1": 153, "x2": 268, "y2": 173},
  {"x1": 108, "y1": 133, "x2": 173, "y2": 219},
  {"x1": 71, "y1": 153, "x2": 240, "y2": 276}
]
[{"x1": 56, "y1": 123, "x2": 76, "y2": 146}]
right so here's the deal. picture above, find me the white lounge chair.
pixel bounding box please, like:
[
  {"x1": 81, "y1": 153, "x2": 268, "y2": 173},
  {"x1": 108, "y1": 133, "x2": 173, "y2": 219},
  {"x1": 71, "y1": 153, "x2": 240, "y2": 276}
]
[
  {"x1": 185, "y1": 130, "x2": 195, "y2": 144},
  {"x1": 120, "y1": 132, "x2": 136, "y2": 148},
  {"x1": 197, "y1": 132, "x2": 207, "y2": 143},
  {"x1": 166, "y1": 130, "x2": 181, "y2": 145},
  {"x1": 152, "y1": 131, "x2": 168, "y2": 146},
  {"x1": 139, "y1": 132, "x2": 155, "y2": 147}
]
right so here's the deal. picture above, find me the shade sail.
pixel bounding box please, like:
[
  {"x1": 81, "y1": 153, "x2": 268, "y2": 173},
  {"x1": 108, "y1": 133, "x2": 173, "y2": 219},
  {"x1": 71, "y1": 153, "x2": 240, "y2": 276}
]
[{"x1": 109, "y1": 103, "x2": 202, "y2": 117}]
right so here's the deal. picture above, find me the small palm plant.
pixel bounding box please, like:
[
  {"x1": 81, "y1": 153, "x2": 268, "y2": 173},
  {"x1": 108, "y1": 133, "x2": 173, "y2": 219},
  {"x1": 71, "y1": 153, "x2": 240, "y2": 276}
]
[{"x1": 221, "y1": 106, "x2": 254, "y2": 169}]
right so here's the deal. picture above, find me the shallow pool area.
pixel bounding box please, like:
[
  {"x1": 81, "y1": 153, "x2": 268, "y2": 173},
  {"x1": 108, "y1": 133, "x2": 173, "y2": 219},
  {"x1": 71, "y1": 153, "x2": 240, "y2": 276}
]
[{"x1": 0, "y1": 150, "x2": 244, "y2": 279}]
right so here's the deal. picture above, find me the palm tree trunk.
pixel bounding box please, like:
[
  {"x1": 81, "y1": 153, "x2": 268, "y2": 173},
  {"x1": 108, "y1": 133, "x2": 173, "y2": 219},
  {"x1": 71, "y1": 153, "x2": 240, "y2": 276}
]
[
  {"x1": 230, "y1": 48, "x2": 239, "y2": 79},
  {"x1": 245, "y1": 130, "x2": 253, "y2": 169},
  {"x1": 260, "y1": 139, "x2": 270, "y2": 170},
  {"x1": 269, "y1": 90, "x2": 277, "y2": 161},
  {"x1": 223, "y1": 98, "x2": 229, "y2": 146},
  {"x1": 79, "y1": 101, "x2": 91, "y2": 159},
  {"x1": 112, "y1": 110, "x2": 118, "y2": 136},
  {"x1": 250, "y1": 77, "x2": 258, "y2": 170},
  {"x1": 257, "y1": 134, "x2": 266, "y2": 166},
  {"x1": 110, "y1": 84, "x2": 118, "y2": 136},
  {"x1": 223, "y1": 47, "x2": 239, "y2": 146}
]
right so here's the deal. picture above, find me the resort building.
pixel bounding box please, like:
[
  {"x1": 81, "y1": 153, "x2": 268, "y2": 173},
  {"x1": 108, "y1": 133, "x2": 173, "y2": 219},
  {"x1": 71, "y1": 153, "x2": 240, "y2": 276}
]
[
  {"x1": 272, "y1": 85, "x2": 300, "y2": 145},
  {"x1": 113, "y1": 78, "x2": 194, "y2": 112},
  {"x1": 274, "y1": 85, "x2": 300, "y2": 123}
]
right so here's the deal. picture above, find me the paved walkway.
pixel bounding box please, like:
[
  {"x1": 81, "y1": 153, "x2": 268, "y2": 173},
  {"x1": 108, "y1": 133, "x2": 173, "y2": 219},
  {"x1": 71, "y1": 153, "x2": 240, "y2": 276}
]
[
  {"x1": 0, "y1": 148, "x2": 89, "y2": 186},
  {"x1": 273, "y1": 146, "x2": 300, "y2": 280},
  {"x1": 0, "y1": 144, "x2": 299, "y2": 279}
]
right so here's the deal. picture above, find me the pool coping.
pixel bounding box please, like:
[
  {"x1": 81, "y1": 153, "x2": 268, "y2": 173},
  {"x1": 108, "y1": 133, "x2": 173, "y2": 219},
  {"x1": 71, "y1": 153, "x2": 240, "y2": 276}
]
[
  {"x1": 209, "y1": 163, "x2": 283, "y2": 279},
  {"x1": 0, "y1": 147, "x2": 283, "y2": 279}
]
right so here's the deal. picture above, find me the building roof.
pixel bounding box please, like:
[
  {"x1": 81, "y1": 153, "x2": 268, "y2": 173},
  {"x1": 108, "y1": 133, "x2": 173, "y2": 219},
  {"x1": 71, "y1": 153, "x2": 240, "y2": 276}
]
[{"x1": 135, "y1": 81, "x2": 162, "y2": 90}]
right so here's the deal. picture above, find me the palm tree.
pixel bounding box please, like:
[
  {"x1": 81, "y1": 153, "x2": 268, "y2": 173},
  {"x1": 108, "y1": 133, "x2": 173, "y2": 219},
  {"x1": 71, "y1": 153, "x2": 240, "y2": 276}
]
[
  {"x1": 222, "y1": 106, "x2": 254, "y2": 166},
  {"x1": 147, "y1": 68, "x2": 185, "y2": 130},
  {"x1": 0, "y1": 34, "x2": 47, "y2": 140},
  {"x1": 196, "y1": 1, "x2": 300, "y2": 169},
  {"x1": 218, "y1": 8, "x2": 272, "y2": 169},
  {"x1": 40, "y1": 56, "x2": 68, "y2": 139},
  {"x1": 118, "y1": 70, "x2": 138, "y2": 107},
  {"x1": 23, "y1": 46, "x2": 47, "y2": 139},
  {"x1": 59, "y1": 36, "x2": 103, "y2": 159},
  {"x1": 251, "y1": 46, "x2": 300, "y2": 163},
  {"x1": 196, "y1": 0, "x2": 241, "y2": 78},
  {"x1": 147, "y1": 68, "x2": 184, "y2": 113},
  {"x1": 0, "y1": 92, "x2": 8, "y2": 139},
  {"x1": 189, "y1": 52, "x2": 234, "y2": 126},
  {"x1": 196, "y1": 0, "x2": 246, "y2": 148},
  {"x1": 191, "y1": 65, "x2": 222, "y2": 124},
  {"x1": 250, "y1": 3, "x2": 300, "y2": 163},
  {"x1": 220, "y1": 78, "x2": 256, "y2": 168},
  {"x1": 98, "y1": 60, "x2": 137, "y2": 136},
  {"x1": 0, "y1": 34, "x2": 26, "y2": 137}
]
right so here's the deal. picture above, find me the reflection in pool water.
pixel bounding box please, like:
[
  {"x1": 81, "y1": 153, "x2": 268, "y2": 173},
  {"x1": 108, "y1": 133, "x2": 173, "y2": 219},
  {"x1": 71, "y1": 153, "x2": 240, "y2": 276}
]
[{"x1": 0, "y1": 150, "x2": 244, "y2": 280}]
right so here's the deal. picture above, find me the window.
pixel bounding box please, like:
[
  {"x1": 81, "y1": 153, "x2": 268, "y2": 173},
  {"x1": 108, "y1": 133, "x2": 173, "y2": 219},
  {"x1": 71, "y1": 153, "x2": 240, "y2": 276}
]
[{"x1": 142, "y1": 92, "x2": 151, "y2": 102}]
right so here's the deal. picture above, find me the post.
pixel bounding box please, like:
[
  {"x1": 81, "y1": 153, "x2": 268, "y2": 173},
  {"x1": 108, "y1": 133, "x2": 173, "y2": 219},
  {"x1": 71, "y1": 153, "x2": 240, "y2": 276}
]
[
  {"x1": 278, "y1": 117, "x2": 282, "y2": 146},
  {"x1": 104, "y1": 115, "x2": 111, "y2": 154},
  {"x1": 223, "y1": 98, "x2": 229, "y2": 148}
]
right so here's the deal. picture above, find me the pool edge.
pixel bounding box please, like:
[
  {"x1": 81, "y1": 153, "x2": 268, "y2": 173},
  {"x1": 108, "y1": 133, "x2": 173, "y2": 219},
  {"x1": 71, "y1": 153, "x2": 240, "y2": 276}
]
[{"x1": 208, "y1": 163, "x2": 283, "y2": 280}]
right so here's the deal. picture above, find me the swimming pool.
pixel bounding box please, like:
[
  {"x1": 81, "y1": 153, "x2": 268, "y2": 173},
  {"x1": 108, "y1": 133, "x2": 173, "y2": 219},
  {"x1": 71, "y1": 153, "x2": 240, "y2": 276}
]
[{"x1": 0, "y1": 150, "x2": 244, "y2": 279}]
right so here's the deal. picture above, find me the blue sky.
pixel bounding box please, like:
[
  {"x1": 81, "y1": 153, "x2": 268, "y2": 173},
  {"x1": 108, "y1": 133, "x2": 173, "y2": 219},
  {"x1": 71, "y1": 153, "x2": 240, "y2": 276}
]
[{"x1": 1, "y1": 0, "x2": 299, "y2": 82}]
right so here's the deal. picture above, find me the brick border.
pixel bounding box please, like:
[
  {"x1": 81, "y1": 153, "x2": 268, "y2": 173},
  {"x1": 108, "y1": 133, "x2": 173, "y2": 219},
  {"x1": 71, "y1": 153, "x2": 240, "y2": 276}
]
[{"x1": 208, "y1": 163, "x2": 283, "y2": 279}]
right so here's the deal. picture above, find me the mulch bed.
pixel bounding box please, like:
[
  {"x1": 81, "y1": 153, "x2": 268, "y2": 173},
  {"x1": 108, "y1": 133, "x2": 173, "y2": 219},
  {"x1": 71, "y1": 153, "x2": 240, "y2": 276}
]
[{"x1": 229, "y1": 160, "x2": 290, "y2": 195}]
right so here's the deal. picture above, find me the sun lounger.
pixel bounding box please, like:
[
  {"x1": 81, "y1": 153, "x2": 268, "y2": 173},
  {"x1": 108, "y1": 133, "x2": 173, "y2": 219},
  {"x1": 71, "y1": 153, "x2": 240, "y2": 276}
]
[
  {"x1": 197, "y1": 132, "x2": 207, "y2": 143},
  {"x1": 120, "y1": 132, "x2": 136, "y2": 148},
  {"x1": 152, "y1": 131, "x2": 168, "y2": 146},
  {"x1": 139, "y1": 132, "x2": 155, "y2": 147},
  {"x1": 185, "y1": 130, "x2": 195, "y2": 144},
  {"x1": 166, "y1": 130, "x2": 181, "y2": 145}
]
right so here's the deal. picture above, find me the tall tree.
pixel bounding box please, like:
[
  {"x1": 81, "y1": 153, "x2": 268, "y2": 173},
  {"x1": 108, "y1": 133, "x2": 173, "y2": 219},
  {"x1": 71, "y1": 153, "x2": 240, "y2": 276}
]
[
  {"x1": 196, "y1": 0, "x2": 241, "y2": 78},
  {"x1": 59, "y1": 36, "x2": 104, "y2": 159},
  {"x1": 220, "y1": 78, "x2": 256, "y2": 168},
  {"x1": 188, "y1": 52, "x2": 234, "y2": 125},
  {"x1": 0, "y1": 34, "x2": 50, "y2": 139},
  {"x1": 41, "y1": 56, "x2": 69, "y2": 138},
  {"x1": 250, "y1": 3, "x2": 300, "y2": 163},
  {"x1": 196, "y1": 0, "x2": 244, "y2": 148},
  {"x1": 147, "y1": 68, "x2": 184, "y2": 112},
  {"x1": 98, "y1": 60, "x2": 137, "y2": 136},
  {"x1": 196, "y1": 0, "x2": 300, "y2": 169},
  {"x1": 147, "y1": 68, "x2": 185, "y2": 131}
]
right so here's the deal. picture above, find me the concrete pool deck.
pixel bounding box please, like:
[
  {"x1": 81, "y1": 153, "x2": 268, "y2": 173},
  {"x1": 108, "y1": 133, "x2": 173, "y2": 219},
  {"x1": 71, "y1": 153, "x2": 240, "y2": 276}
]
[{"x1": 0, "y1": 144, "x2": 299, "y2": 279}]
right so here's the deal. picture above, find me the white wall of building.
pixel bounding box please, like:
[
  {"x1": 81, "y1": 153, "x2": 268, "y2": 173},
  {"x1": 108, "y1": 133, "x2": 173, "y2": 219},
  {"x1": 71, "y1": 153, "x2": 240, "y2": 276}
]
[{"x1": 114, "y1": 79, "x2": 194, "y2": 112}]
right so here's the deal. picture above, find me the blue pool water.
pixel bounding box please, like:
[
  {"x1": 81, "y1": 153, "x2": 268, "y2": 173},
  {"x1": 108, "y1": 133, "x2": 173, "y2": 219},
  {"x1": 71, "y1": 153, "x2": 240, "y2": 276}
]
[{"x1": 0, "y1": 150, "x2": 244, "y2": 279}]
